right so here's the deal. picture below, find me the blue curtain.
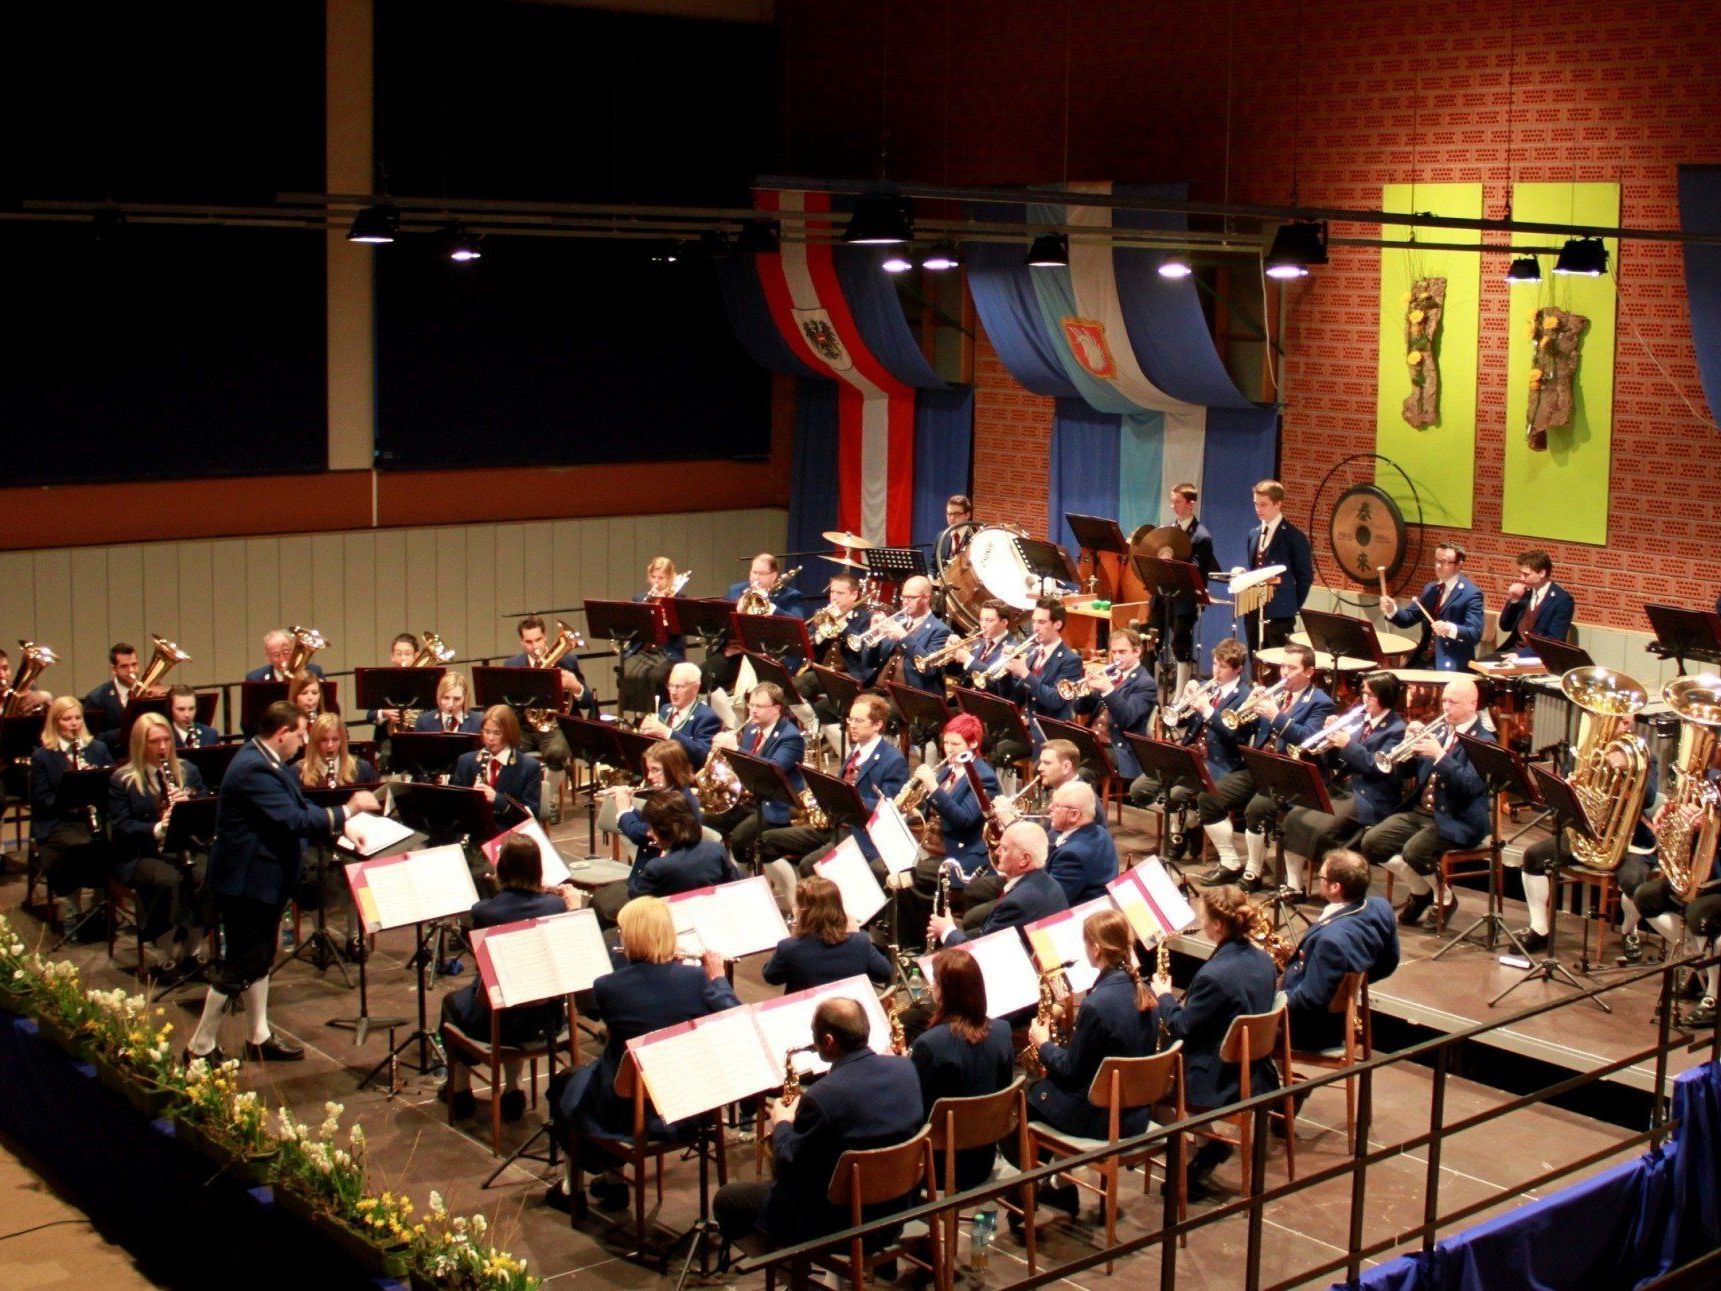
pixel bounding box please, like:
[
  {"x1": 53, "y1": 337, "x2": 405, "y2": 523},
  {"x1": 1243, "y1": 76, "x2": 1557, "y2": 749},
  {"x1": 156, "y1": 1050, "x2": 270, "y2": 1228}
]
[
  {"x1": 964, "y1": 223, "x2": 1082, "y2": 399},
  {"x1": 1047, "y1": 398, "x2": 1122, "y2": 554},
  {"x1": 787, "y1": 379, "x2": 840, "y2": 599},
  {"x1": 1678, "y1": 166, "x2": 1721, "y2": 430},
  {"x1": 912, "y1": 386, "x2": 974, "y2": 554}
]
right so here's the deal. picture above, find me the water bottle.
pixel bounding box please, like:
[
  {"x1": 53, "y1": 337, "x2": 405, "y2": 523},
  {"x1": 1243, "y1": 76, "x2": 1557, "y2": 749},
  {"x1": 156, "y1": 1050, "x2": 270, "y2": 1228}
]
[
  {"x1": 279, "y1": 913, "x2": 296, "y2": 951},
  {"x1": 971, "y1": 1207, "x2": 996, "y2": 1269}
]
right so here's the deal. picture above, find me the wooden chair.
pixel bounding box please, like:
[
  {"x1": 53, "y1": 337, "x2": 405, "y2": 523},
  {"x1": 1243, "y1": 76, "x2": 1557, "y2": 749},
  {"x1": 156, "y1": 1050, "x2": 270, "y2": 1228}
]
[
  {"x1": 1290, "y1": 971, "x2": 1372, "y2": 1152},
  {"x1": 926, "y1": 1077, "x2": 1031, "y2": 1281},
  {"x1": 1188, "y1": 999, "x2": 1297, "y2": 1195},
  {"x1": 442, "y1": 996, "x2": 578, "y2": 1155},
  {"x1": 571, "y1": 1049, "x2": 729, "y2": 1256},
  {"x1": 104, "y1": 875, "x2": 147, "y2": 980},
  {"x1": 804, "y1": 1126, "x2": 942, "y2": 1291},
  {"x1": 1026, "y1": 1045, "x2": 1186, "y2": 1276},
  {"x1": 1383, "y1": 796, "x2": 1507, "y2": 933}
]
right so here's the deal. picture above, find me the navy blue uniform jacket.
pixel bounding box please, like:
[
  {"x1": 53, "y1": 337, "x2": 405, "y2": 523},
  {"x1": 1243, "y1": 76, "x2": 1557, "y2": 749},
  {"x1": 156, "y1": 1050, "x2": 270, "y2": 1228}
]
[
  {"x1": 1497, "y1": 581, "x2": 1575, "y2": 652},
  {"x1": 655, "y1": 701, "x2": 723, "y2": 771},
  {"x1": 1389, "y1": 576, "x2": 1486, "y2": 672},
  {"x1": 725, "y1": 580, "x2": 806, "y2": 619},
  {"x1": 734, "y1": 718, "x2": 806, "y2": 827},
  {"x1": 1082, "y1": 667, "x2": 1158, "y2": 779},
  {"x1": 109, "y1": 760, "x2": 208, "y2": 877},
  {"x1": 1245, "y1": 519, "x2": 1314, "y2": 622},
  {"x1": 1029, "y1": 967, "x2": 1159, "y2": 1138},
  {"x1": 1330, "y1": 713, "x2": 1410, "y2": 826},
  {"x1": 762, "y1": 932, "x2": 893, "y2": 994},
  {"x1": 206, "y1": 739, "x2": 346, "y2": 908},
  {"x1": 30, "y1": 740, "x2": 115, "y2": 840},
  {"x1": 174, "y1": 721, "x2": 223, "y2": 750},
  {"x1": 1012, "y1": 640, "x2": 1082, "y2": 722},
  {"x1": 1171, "y1": 519, "x2": 1221, "y2": 623},
  {"x1": 1047, "y1": 822, "x2": 1119, "y2": 904},
  {"x1": 626, "y1": 838, "x2": 734, "y2": 899},
  {"x1": 864, "y1": 614, "x2": 954, "y2": 693},
  {"x1": 1157, "y1": 937, "x2": 1279, "y2": 1108},
  {"x1": 452, "y1": 749, "x2": 543, "y2": 832},
  {"x1": 945, "y1": 868, "x2": 1068, "y2": 944},
  {"x1": 1282, "y1": 896, "x2": 1399, "y2": 1051},
  {"x1": 82, "y1": 680, "x2": 130, "y2": 751},
  {"x1": 1259, "y1": 685, "x2": 1339, "y2": 752},
  {"x1": 414, "y1": 710, "x2": 484, "y2": 734},
  {"x1": 446, "y1": 887, "x2": 571, "y2": 1045},
  {"x1": 617, "y1": 785, "x2": 704, "y2": 858},
  {"x1": 761, "y1": 1048, "x2": 925, "y2": 1243},
  {"x1": 1415, "y1": 720, "x2": 1493, "y2": 848},
  {"x1": 501, "y1": 652, "x2": 600, "y2": 719},
  {"x1": 926, "y1": 757, "x2": 1001, "y2": 878},
  {"x1": 913, "y1": 1018, "x2": 1016, "y2": 1188},
  {"x1": 245, "y1": 662, "x2": 326, "y2": 683}
]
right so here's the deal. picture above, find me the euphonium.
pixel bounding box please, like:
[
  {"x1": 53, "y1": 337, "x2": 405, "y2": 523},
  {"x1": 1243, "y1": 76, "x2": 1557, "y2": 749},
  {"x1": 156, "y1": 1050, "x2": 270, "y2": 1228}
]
[
  {"x1": 2, "y1": 641, "x2": 57, "y2": 718},
  {"x1": 1296, "y1": 701, "x2": 1369, "y2": 757},
  {"x1": 1656, "y1": 675, "x2": 1721, "y2": 900},
  {"x1": 525, "y1": 621, "x2": 588, "y2": 731},
  {"x1": 136, "y1": 635, "x2": 191, "y2": 694},
  {"x1": 737, "y1": 568, "x2": 801, "y2": 616},
  {"x1": 1561, "y1": 666, "x2": 1652, "y2": 872},
  {"x1": 1373, "y1": 715, "x2": 1452, "y2": 772},
  {"x1": 394, "y1": 631, "x2": 457, "y2": 732},
  {"x1": 1221, "y1": 678, "x2": 1289, "y2": 730},
  {"x1": 914, "y1": 630, "x2": 985, "y2": 673},
  {"x1": 286, "y1": 626, "x2": 327, "y2": 676}
]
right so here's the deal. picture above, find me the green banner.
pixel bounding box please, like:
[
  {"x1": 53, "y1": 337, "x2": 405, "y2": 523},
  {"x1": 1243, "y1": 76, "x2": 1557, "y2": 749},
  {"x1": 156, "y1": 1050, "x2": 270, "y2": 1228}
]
[
  {"x1": 1500, "y1": 182, "x2": 1619, "y2": 545},
  {"x1": 1375, "y1": 183, "x2": 1482, "y2": 529}
]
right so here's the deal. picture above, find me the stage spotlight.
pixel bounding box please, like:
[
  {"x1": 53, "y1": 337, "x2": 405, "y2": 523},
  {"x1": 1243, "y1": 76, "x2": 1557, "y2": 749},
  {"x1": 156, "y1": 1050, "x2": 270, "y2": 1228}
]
[
  {"x1": 882, "y1": 252, "x2": 914, "y2": 273},
  {"x1": 921, "y1": 242, "x2": 961, "y2": 271},
  {"x1": 1505, "y1": 256, "x2": 1542, "y2": 284},
  {"x1": 346, "y1": 203, "x2": 399, "y2": 244},
  {"x1": 1264, "y1": 220, "x2": 1327, "y2": 279},
  {"x1": 1552, "y1": 236, "x2": 1607, "y2": 277},
  {"x1": 1027, "y1": 232, "x2": 1069, "y2": 268},
  {"x1": 437, "y1": 223, "x2": 483, "y2": 262},
  {"x1": 1158, "y1": 255, "x2": 1193, "y2": 279},
  {"x1": 842, "y1": 192, "x2": 913, "y2": 245}
]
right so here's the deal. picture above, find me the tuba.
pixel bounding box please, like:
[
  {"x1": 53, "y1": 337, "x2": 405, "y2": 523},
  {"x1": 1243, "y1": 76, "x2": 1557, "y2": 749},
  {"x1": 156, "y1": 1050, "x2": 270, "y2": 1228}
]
[
  {"x1": 137, "y1": 635, "x2": 191, "y2": 694},
  {"x1": 525, "y1": 621, "x2": 587, "y2": 732},
  {"x1": 1655, "y1": 675, "x2": 1721, "y2": 900},
  {"x1": 2, "y1": 641, "x2": 57, "y2": 717},
  {"x1": 1560, "y1": 667, "x2": 1652, "y2": 872},
  {"x1": 286, "y1": 626, "x2": 327, "y2": 676}
]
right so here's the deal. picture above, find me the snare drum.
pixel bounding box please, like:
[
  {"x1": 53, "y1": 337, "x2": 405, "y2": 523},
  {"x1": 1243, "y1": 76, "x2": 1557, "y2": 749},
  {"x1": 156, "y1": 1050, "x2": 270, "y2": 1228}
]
[{"x1": 941, "y1": 525, "x2": 1039, "y2": 632}]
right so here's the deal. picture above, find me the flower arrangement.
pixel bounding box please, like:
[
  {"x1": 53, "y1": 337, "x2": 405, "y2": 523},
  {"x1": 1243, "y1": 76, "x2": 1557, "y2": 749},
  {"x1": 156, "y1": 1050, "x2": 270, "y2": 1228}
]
[
  {"x1": 84, "y1": 987, "x2": 177, "y2": 1086},
  {"x1": 411, "y1": 1191, "x2": 539, "y2": 1290},
  {"x1": 1399, "y1": 277, "x2": 1446, "y2": 430},
  {"x1": 178, "y1": 1057, "x2": 272, "y2": 1159}
]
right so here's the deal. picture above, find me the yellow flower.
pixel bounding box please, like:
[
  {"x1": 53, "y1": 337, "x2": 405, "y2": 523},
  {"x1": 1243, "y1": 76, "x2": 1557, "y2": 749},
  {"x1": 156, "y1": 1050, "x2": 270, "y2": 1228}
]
[
  {"x1": 1542, "y1": 311, "x2": 1562, "y2": 327},
  {"x1": 1408, "y1": 309, "x2": 1425, "y2": 324},
  {"x1": 1528, "y1": 368, "x2": 1543, "y2": 380},
  {"x1": 1540, "y1": 335, "x2": 1553, "y2": 347},
  {"x1": 1406, "y1": 351, "x2": 1422, "y2": 365}
]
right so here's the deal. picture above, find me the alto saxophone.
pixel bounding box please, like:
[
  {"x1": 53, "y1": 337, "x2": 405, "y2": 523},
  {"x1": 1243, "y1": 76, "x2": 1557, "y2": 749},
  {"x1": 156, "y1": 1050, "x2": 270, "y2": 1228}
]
[
  {"x1": 1021, "y1": 960, "x2": 1073, "y2": 1079},
  {"x1": 780, "y1": 1042, "x2": 816, "y2": 1107},
  {"x1": 1248, "y1": 902, "x2": 1296, "y2": 971}
]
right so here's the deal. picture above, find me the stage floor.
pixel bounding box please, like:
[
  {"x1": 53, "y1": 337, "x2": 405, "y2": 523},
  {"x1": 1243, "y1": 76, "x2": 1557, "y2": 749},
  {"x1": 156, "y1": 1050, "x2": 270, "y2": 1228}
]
[{"x1": 0, "y1": 792, "x2": 1701, "y2": 1289}]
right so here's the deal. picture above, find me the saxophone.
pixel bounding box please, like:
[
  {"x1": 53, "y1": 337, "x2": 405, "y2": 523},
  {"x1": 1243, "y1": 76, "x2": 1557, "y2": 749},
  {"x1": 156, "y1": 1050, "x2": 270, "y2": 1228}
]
[
  {"x1": 1021, "y1": 960, "x2": 1073, "y2": 1079},
  {"x1": 1248, "y1": 902, "x2": 1296, "y2": 971},
  {"x1": 780, "y1": 1042, "x2": 815, "y2": 1107}
]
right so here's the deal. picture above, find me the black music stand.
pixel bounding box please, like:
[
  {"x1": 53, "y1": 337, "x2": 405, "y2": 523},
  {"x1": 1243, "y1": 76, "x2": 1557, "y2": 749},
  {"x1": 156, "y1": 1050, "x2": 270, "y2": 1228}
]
[
  {"x1": 742, "y1": 651, "x2": 809, "y2": 708},
  {"x1": 801, "y1": 766, "x2": 871, "y2": 834},
  {"x1": 389, "y1": 731, "x2": 480, "y2": 781},
  {"x1": 1238, "y1": 747, "x2": 1332, "y2": 928},
  {"x1": 587, "y1": 599, "x2": 665, "y2": 712},
  {"x1": 860, "y1": 547, "x2": 929, "y2": 588},
  {"x1": 669, "y1": 596, "x2": 739, "y2": 656},
  {"x1": 271, "y1": 782, "x2": 384, "y2": 983},
  {"x1": 177, "y1": 740, "x2": 243, "y2": 788},
  {"x1": 734, "y1": 616, "x2": 815, "y2": 670},
  {"x1": 1524, "y1": 632, "x2": 1594, "y2": 674},
  {"x1": 328, "y1": 824, "x2": 424, "y2": 1047},
  {"x1": 885, "y1": 681, "x2": 950, "y2": 750},
  {"x1": 952, "y1": 685, "x2": 1034, "y2": 765},
  {"x1": 808, "y1": 663, "x2": 861, "y2": 743},
  {"x1": 1124, "y1": 734, "x2": 1214, "y2": 873},
  {"x1": 559, "y1": 716, "x2": 627, "y2": 846},
  {"x1": 1645, "y1": 604, "x2": 1721, "y2": 675},
  {"x1": 1141, "y1": 557, "x2": 1210, "y2": 693},
  {"x1": 725, "y1": 748, "x2": 800, "y2": 879},
  {"x1": 1015, "y1": 537, "x2": 1082, "y2": 600},
  {"x1": 140, "y1": 795, "x2": 221, "y2": 997},
  {"x1": 1301, "y1": 609, "x2": 1388, "y2": 668},
  {"x1": 472, "y1": 665, "x2": 560, "y2": 715},
  {"x1": 356, "y1": 666, "x2": 442, "y2": 722},
  {"x1": 1491, "y1": 764, "x2": 1606, "y2": 1010},
  {"x1": 610, "y1": 726, "x2": 660, "y2": 780},
  {"x1": 391, "y1": 782, "x2": 496, "y2": 848},
  {"x1": 1037, "y1": 714, "x2": 1117, "y2": 781},
  {"x1": 1066, "y1": 513, "x2": 1130, "y2": 597},
  {"x1": 1434, "y1": 735, "x2": 1538, "y2": 962},
  {"x1": 240, "y1": 681, "x2": 285, "y2": 735}
]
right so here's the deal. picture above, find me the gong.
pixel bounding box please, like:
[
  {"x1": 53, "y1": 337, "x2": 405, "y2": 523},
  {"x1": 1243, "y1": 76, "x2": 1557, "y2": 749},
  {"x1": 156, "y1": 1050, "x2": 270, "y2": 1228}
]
[{"x1": 1328, "y1": 484, "x2": 1408, "y2": 586}]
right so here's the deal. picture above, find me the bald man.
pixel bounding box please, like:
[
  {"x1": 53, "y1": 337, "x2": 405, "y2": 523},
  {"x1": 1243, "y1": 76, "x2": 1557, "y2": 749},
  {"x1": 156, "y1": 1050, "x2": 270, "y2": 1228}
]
[
  {"x1": 861, "y1": 575, "x2": 952, "y2": 692},
  {"x1": 636, "y1": 662, "x2": 721, "y2": 771},
  {"x1": 1042, "y1": 781, "x2": 1120, "y2": 905},
  {"x1": 1358, "y1": 676, "x2": 1495, "y2": 928}
]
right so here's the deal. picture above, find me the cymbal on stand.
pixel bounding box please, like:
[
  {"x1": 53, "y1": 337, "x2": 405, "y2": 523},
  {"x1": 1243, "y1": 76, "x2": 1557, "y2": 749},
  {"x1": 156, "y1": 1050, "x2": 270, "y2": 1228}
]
[{"x1": 822, "y1": 530, "x2": 875, "y2": 550}]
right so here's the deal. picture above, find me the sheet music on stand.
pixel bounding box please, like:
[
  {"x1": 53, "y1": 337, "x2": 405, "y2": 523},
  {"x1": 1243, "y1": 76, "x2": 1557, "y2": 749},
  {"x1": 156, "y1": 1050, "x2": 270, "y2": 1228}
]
[
  {"x1": 479, "y1": 817, "x2": 572, "y2": 886},
  {"x1": 471, "y1": 908, "x2": 612, "y2": 1009},
  {"x1": 752, "y1": 975, "x2": 895, "y2": 1078},
  {"x1": 1106, "y1": 858, "x2": 1196, "y2": 948},
  {"x1": 867, "y1": 798, "x2": 921, "y2": 875},
  {"x1": 813, "y1": 837, "x2": 888, "y2": 926},
  {"x1": 338, "y1": 810, "x2": 418, "y2": 858},
  {"x1": 664, "y1": 876, "x2": 788, "y2": 960},
  {"x1": 628, "y1": 1009, "x2": 783, "y2": 1127},
  {"x1": 1023, "y1": 896, "x2": 1116, "y2": 994},
  {"x1": 917, "y1": 927, "x2": 1040, "y2": 1017},
  {"x1": 346, "y1": 844, "x2": 479, "y2": 935}
]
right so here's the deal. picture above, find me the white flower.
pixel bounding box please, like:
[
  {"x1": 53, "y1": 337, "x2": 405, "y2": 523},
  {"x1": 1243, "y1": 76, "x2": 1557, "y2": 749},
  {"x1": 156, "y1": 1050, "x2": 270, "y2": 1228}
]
[
  {"x1": 428, "y1": 1191, "x2": 446, "y2": 1218},
  {"x1": 471, "y1": 1213, "x2": 488, "y2": 1237}
]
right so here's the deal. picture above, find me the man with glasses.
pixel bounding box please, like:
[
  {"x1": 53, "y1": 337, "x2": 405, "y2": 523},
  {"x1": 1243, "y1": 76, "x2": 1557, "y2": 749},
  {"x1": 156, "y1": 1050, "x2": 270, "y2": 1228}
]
[
  {"x1": 1380, "y1": 543, "x2": 1485, "y2": 673},
  {"x1": 1278, "y1": 849, "x2": 1399, "y2": 1051}
]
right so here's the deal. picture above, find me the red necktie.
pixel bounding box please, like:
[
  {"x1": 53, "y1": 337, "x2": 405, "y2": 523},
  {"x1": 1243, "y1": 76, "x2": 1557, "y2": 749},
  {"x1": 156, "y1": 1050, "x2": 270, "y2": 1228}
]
[
  {"x1": 488, "y1": 757, "x2": 502, "y2": 789},
  {"x1": 745, "y1": 725, "x2": 761, "y2": 754},
  {"x1": 445, "y1": 714, "x2": 457, "y2": 732},
  {"x1": 1521, "y1": 593, "x2": 1540, "y2": 636},
  {"x1": 1433, "y1": 583, "x2": 1448, "y2": 614},
  {"x1": 842, "y1": 750, "x2": 860, "y2": 782},
  {"x1": 1033, "y1": 647, "x2": 1049, "y2": 674}
]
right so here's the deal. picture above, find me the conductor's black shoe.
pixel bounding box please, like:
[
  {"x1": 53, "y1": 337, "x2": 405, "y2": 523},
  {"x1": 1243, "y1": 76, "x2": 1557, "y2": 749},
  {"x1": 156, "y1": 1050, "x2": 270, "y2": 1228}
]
[
  {"x1": 182, "y1": 1046, "x2": 225, "y2": 1068},
  {"x1": 1516, "y1": 930, "x2": 1549, "y2": 955},
  {"x1": 152, "y1": 959, "x2": 194, "y2": 988},
  {"x1": 500, "y1": 1089, "x2": 527, "y2": 1123},
  {"x1": 543, "y1": 1182, "x2": 573, "y2": 1214},
  {"x1": 1398, "y1": 891, "x2": 1434, "y2": 927},
  {"x1": 1198, "y1": 866, "x2": 1244, "y2": 888},
  {"x1": 245, "y1": 1033, "x2": 305, "y2": 1062}
]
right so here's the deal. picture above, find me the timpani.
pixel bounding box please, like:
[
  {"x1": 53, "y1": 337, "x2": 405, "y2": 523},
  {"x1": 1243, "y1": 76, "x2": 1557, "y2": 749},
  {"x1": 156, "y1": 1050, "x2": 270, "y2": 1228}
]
[
  {"x1": 1256, "y1": 645, "x2": 1378, "y2": 703},
  {"x1": 1390, "y1": 668, "x2": 1458, "y2": 723}
]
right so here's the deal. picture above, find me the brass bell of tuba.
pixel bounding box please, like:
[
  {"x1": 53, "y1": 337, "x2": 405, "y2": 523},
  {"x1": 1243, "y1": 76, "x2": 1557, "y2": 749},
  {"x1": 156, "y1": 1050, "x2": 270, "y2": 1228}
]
[
  {"x1": 1656, "y1": 674, "x2": 1721, "y2": 901},
  {"x1": 1560, "y1": 666, "x2": 1652, "y2": 872},
  {"x1": 286, "y1": 626, "x2": 327, "y2": 676},
  {"x1": 137, "y1": 635, "x2": 192, "y2": 694},
  {"x1": 2, "y1": 640, "x2": 58, "y2": 717}
]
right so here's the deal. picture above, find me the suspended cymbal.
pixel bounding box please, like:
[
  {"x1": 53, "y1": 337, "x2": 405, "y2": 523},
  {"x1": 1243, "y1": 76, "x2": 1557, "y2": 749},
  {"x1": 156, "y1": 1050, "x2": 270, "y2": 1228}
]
[
  {"x1": 822, "y1": 553, "x2": 870, "y2": 569},
  {"x1": 823, "y1": 530, "x2": 875, "y2": 550},
  {"x1": 1130, "y1": 524, "x2": 1193, "y2": 562}
]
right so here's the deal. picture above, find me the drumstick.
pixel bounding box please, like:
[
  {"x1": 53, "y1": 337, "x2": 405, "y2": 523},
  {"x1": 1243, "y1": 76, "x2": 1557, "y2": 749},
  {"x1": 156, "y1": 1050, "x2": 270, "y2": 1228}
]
[{"x1": 1376, "y1": 566, "x2": 1389, "y2": 599}]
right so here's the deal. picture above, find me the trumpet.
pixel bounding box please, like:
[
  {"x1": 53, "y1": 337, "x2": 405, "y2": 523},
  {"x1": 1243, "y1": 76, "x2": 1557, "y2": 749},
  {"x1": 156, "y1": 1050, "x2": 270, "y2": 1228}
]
[
  {"x1": 914, "y1": 630, "x2": 984, "y2": 673},
  {"x1": 1373, "y1": 715, "x2": 1451, "y2": 772},
  {"x1": 970, "y1": 636, "x2": 1036, "y2": 685},
  {"x1": 1221, "y1": 679, "x2": 1288, "y2": 730},
  {"x1": 1056, "y1": 662, "x2": 1119, "y2": 701},
  {"x1": 1161, "y1": 677, "x2": 1219, "y2": 727},
  {"x1": 847, "y1": 610, "x2": 911, "y2": 652},
  {"x1": 1296, "y1": 702, "x2": 1369, "y2": 756},
  {"x1": 644, "y1": 571, "x2": 693, "y2": 600}
]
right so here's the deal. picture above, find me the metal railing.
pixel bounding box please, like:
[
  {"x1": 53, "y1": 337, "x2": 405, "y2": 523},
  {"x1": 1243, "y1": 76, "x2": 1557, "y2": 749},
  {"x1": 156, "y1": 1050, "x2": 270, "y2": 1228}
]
[{"x1": 736, "y1": 953, "x2": 1721, "y2": 1290}]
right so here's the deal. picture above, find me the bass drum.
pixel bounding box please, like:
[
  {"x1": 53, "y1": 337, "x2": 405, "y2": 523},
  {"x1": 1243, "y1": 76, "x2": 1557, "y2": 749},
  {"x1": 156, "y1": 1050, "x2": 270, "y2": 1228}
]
[{"x1": 940, "y1": 525, "x2": 1040, "y2": 632}]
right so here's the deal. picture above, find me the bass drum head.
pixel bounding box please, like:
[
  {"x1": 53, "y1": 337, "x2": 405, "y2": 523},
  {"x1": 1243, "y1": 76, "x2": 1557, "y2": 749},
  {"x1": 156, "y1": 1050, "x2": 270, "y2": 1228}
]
[{"x1": 941, "y1": 526, "x2": 1038, "y2": 631}]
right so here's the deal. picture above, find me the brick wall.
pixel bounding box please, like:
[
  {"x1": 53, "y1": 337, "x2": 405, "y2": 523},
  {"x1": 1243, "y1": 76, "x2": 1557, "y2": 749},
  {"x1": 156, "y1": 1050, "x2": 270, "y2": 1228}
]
[{"x1": 781, "y1": 0, "x2": 1721, "y2": 631}]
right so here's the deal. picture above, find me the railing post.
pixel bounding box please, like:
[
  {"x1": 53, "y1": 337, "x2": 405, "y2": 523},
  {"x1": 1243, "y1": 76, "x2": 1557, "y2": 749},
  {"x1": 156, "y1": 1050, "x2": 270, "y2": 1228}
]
[
  {"x1": 1245, "y1": 1102, "x2": 1270, "y2": 1291},
  {"x1": 1421, "y1": 1046, "x2": 1448, "y2": 1254},
  {"x1": 1652, "y1": 961, "x2": 1674, "y2": 1138},
  {"x1": 1160, "y1": 1126, "x2": 1183, "y2": 1291},
  {"x1": 1346, "y1": 1064, "x2": 1373, "y2": 1287}
]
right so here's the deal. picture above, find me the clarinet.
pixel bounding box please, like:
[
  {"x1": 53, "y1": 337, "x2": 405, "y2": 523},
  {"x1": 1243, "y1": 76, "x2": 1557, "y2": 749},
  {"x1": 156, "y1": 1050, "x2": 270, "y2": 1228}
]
[
  {"x1": 68, "y1": 742, "x2": 99, "y2": 832},
  {"x1": 324, "y1": 756, "x2": 339, "y2": 789}
]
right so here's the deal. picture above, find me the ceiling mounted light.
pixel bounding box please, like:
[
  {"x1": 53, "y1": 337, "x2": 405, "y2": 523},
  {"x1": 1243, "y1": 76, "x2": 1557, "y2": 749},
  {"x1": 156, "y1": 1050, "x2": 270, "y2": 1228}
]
[
  {"x1": 1505, "y1": 256, "x2": 1542, "y2": 284},
  {"x1": 881, "y1": 252, "x2": 914, "y2": 273},
  {"x1": 437, "y1": 223, "x2": 483, "y2": 262},
  {"x1": 648, "y1": 240, "x2": 683, "y2": 265},
  {"x1": 346, "y1": 203, "x2": 399, "y2": 244},
  {"x1": 921, "y1": 242, "x2": 961, "y2": 271},
  {"x1": 842, "y1": 192, "x2": 913, "y2": 245},
  {"x1": 1264, "y1": 220, "x2": 1328, "y2": 280},
  {"x1": 1157, "y1": 255, "x2": 1193, "y2": 280},
  {"x1": 1553, "y1": 236, "x2": 1608, "y2": 277},
  {"x1": 736, "y1": 219, "x2": 780, "y2": 255},
  {"x1": 1026, "y1": 232, "x2": 1069, "y2": 268}
]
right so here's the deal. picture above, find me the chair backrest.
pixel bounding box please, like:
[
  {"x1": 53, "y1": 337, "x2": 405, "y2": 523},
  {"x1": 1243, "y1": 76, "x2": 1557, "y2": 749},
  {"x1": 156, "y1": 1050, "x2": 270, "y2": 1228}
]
[
  {"x1": 1326, "y1": 970, "x2": 1364, "y2": 1017},
  {"x1": 1086, "y1": 1042, "x2": 1182, "y2": 1110},
  {"x1": 1220, "y1": 998, "x2": 1288, "y2": 1070},
  {"x1": 827, "y1": 1126, "x2": 933, "y2": 1207},
  {"x1": 927, "y1": 1076, "x2": 1025, "y2": 1154}
]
